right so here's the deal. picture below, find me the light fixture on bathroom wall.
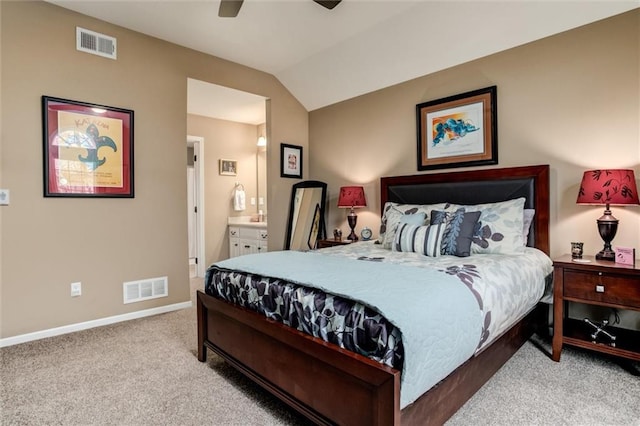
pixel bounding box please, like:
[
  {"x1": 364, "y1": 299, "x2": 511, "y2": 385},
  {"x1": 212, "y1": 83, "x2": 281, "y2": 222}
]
[{"x1": 257, "y1": 136, "x2": 267, "y2": 147}]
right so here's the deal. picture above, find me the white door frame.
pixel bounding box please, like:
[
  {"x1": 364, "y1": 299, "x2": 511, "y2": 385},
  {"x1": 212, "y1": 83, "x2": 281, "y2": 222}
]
[{"x1": 187, "y1": 135, "x2": 206, "y2": 277}]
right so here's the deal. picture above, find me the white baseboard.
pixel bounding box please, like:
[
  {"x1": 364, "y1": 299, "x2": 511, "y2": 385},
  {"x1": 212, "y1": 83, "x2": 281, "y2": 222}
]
[{"x1": 0, "y1": 301, "x2": 192, "y2": 348}]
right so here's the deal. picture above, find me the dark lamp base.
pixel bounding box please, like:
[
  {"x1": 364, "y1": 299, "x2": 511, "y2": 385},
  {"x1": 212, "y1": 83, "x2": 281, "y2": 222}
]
[
  {"x1": 347, "y1": 210, "x2": 359, "y2": 241},
  {"x1": 596, "y1": 210, "x2": 618, "y2": 262},
  {"x1": 595, "y1": 249, "x2": 616, "y2": 261}
]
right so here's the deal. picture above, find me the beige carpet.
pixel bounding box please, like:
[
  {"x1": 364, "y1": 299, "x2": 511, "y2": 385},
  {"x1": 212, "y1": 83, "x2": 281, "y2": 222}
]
[{"x1": 1, "y1": 275, "x2": 638, "y2": 425}]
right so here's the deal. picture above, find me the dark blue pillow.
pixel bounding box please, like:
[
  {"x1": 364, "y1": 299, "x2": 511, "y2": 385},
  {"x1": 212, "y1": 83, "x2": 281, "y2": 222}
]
[{"x1": 430, "y1": 208, "x2": 481, "y2": 257}]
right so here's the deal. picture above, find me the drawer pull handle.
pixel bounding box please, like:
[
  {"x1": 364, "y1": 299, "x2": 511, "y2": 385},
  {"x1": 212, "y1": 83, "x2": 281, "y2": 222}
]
[{"x1": 595, "y1": 285, "x2": 605, "y2": 293}]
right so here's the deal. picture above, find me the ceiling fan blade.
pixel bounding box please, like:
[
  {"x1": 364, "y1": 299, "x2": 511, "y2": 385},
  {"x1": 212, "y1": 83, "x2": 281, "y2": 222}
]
[
  {"x1": 218, "y1": 0, "x2": 244, "y2": 17},
  {"x1": 313, "y1": 0, "x2": 342, "y2": 10}
]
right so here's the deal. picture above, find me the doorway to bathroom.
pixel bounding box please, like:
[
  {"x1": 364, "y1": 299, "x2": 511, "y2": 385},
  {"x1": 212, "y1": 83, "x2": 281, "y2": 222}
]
[
  {"x1": 187, "y1": 136, "x2": 204, "y2": 278},
  {"x1": 186, "y1": 78, "x2": 268, "y2": 277}
]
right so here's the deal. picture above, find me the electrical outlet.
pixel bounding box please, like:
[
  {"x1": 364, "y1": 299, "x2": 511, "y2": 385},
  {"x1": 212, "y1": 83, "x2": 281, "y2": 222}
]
[
  {"x1": 0, "y1": 189, "x2": 9, "y2": 206},
  {"x1": 250, "y1": 197, "x2": 256, "y2": 206},
  {"x1": 71, "y1": 282, "x2": 82, "y2": 297}
]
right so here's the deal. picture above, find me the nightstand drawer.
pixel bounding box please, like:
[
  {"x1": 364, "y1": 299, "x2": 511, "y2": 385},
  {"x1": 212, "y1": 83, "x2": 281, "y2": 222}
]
[{"x1": 564, "y1": 270, "x2": 640, "y2": 308}]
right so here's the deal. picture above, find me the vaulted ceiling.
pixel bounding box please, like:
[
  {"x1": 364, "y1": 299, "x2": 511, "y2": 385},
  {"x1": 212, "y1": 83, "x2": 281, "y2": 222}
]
[{"x1": 48, "y1": 1, "x2": 638, "y2": 121}]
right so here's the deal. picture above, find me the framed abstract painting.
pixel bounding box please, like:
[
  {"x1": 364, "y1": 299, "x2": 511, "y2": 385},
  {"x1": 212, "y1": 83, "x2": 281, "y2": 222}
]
[{"x1": 416, "y1": 86, "x2": 497, "y2": 171}]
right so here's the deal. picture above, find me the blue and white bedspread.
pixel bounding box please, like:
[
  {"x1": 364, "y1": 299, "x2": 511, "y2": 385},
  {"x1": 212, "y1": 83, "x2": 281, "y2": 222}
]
[
  {"x1": 205, "y1": 244, "x2": 552, "y2": 408},
  {"x1": 323, "y1": 242, "x2": 553, "y2": 351}
]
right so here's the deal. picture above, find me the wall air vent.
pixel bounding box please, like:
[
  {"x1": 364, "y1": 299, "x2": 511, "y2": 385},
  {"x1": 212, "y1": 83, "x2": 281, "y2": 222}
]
[
  {"x1": 76, "y1": 27, "x2": 117, "y2": 60},
  {"x1": 123, "y1": 276, "x2": 168, "y2": 304}
]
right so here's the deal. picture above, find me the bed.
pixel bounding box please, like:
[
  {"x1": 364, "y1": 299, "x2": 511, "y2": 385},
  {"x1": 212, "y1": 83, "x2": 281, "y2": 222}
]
[{"x1": 197, "y1": 164, "x2": 551, "y2": 425}]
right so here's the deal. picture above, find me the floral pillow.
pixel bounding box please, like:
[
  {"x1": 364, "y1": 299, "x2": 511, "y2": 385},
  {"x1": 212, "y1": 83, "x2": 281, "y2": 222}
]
[
  {"x1": 447, "y1": 198, "x2": 526, "y2": 254},
  {"x1": 430, "y1": 208, "x2": 481, "y2": 257},
  {"x1": 377, "y1": 202, "x2": 448, "y2": 249},
  {"x1": 391, "y1": 222, "x2": 446, "y2": 257}
]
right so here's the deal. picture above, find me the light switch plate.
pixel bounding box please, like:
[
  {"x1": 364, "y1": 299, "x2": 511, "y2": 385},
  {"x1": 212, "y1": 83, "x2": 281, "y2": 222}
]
[
  {"x1": 0, "y1": 189, "x2": 9, "y2": 205},
  {"x1": 71, "y1": 282, "x2": 82, "y2": 297}
]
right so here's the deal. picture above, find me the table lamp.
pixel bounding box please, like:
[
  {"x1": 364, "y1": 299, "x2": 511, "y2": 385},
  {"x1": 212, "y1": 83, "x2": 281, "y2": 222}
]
[
  {"x1": 337, "y1": 186, "x2": 367, "y2": 241},
  {"x1": 576, "y1": 169, "x2": 639, "y2": 261}
]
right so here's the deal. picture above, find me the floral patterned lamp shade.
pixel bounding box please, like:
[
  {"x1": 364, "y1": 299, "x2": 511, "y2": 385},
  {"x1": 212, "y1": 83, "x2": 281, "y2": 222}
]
[
  {"x1": 576, "y1": 169, "x2": 639, "y2": 261},
  {"x1": 338, "y1": 186, "x2": 367, "y2": 241}
]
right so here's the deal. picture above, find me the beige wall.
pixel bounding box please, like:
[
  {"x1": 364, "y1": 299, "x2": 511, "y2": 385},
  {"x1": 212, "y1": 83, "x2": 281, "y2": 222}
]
[
  {"x1": 310, "y1": 10, "x2": 640, "y2": 261},
  {"x1": 187, "y1": 114, "x2": 264, "y2": 264},
  {"x1": 0, "y1": 1, "x2": 308, "y2": 340}
]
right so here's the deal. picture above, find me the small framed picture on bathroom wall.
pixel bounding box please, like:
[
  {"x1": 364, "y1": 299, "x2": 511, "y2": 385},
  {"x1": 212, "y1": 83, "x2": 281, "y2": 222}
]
[{"x1": 219, "y1": 159, "x2": 237, "y2": 176}]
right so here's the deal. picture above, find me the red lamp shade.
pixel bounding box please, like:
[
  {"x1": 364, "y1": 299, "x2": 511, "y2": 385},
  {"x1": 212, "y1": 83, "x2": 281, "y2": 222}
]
[
  {"x1": 576, "y1": 169, "x2": 639, "y2": 206},
  {"x1": 576, "y1": 169, "x2": 639, "y2": 261},
  {"x1": 337, "y1": 186, "x2": 367, "y2": 209},
  {"x1": 337, "y1": 186, "x2": 366, "y2": 241}
]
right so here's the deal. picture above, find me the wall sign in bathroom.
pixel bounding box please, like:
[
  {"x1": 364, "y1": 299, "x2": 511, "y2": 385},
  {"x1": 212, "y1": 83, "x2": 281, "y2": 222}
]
[{"x1": 219, "y1": 159, "x2": 237, "y2": 176}]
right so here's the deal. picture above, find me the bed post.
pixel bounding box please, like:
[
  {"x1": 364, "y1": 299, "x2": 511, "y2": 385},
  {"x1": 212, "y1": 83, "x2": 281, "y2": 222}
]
[{"x1": 197, "y1": 290, "x2": 207, "y2": 362}]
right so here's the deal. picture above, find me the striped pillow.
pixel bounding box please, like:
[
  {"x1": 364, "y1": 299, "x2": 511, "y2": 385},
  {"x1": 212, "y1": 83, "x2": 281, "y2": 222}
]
[{"x1": 392, "y1": 222, "x2": 446, "y2": 257}]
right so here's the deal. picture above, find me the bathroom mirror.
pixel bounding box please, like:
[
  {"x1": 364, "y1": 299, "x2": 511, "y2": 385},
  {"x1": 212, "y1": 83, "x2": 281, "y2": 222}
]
[{"x1": 284, "y1": 180, "x2": 327, "y2": 250}]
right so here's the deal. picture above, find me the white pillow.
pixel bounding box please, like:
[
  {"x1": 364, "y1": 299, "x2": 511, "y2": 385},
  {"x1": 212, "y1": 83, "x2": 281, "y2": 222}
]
[
  {"x1": 378, "y1": 202, "x2": 448, "y2": 249},
  {"x1": 523, "y1": 209, "x2": 535, "y2": 246}
]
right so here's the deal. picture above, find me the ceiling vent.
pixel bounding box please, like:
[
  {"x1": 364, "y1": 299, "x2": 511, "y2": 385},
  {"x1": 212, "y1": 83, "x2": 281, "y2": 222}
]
[
  {"x1": 76, "y1": 27, "x2": 117, "y2": 60},
  {"x1": 123, "y1": 276, "x2": 168, "y2": 304}
]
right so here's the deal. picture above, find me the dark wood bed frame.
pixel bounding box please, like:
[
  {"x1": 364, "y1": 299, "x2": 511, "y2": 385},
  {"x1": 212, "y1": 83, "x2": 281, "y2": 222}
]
[{"x1": 198, "y1": 164, "x2": 550, "y2": 425}]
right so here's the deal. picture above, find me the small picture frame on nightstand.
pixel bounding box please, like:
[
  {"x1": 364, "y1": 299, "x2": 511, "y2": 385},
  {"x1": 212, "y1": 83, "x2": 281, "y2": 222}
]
[{"x1": 615, "y1": 246, "x2": 635, "y2": 266}]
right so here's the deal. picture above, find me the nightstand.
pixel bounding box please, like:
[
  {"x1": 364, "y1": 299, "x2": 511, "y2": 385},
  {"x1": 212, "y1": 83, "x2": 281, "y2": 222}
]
[
  {"x1": 552, "y1": 254, "x2": 640, "y2": 362},
  {"x1": 316, "y1": 239, "x2": 352, "y2": 249}
]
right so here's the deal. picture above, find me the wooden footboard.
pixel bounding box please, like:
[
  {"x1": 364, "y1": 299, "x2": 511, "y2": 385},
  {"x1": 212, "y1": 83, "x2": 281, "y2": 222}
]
[
  {"x1": 197, "y1": 290, "x2": 545, "y2": 425},
  {"x1": 197, "y1": 290, "x2": 401, "y2": 425}
]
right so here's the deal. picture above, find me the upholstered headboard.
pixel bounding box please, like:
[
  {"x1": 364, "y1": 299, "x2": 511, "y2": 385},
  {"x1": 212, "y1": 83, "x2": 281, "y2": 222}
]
[{"x1": 380, "y1": 165, "x2": 550, "y2": 254}]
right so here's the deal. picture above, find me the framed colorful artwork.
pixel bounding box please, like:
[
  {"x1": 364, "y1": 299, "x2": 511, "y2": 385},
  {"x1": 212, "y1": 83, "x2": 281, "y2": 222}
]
[
  {"x1": 42, "y1": 96, "x2": 134, "y2": 197},
  {"x1": 416, "y1": 86, "x2": 497, "y2": 171},
  {"x1": 280, "y1": 143, "x2": 303, "y2": 179}
]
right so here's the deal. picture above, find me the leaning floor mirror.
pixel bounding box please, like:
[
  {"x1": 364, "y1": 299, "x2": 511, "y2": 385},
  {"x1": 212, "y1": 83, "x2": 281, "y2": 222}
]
[{"x1": 284, "y1": 180, "x2": 327, "y2": 250}]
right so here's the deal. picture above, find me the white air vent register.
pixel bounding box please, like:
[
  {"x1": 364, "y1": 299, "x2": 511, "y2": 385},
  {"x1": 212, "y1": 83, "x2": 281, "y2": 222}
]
[
  {"x1": 123, "y1": 276, "x2": 168, "y2": 304},
  {"x1": 76, "y1": 27, "x2": 117, "y2": 59}
]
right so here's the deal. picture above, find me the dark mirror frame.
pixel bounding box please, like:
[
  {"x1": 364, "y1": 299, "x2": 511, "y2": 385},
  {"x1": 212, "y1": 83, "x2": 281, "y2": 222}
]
[{"x1": 284, "y1": 180, "x2": 327, "y2": 250}]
